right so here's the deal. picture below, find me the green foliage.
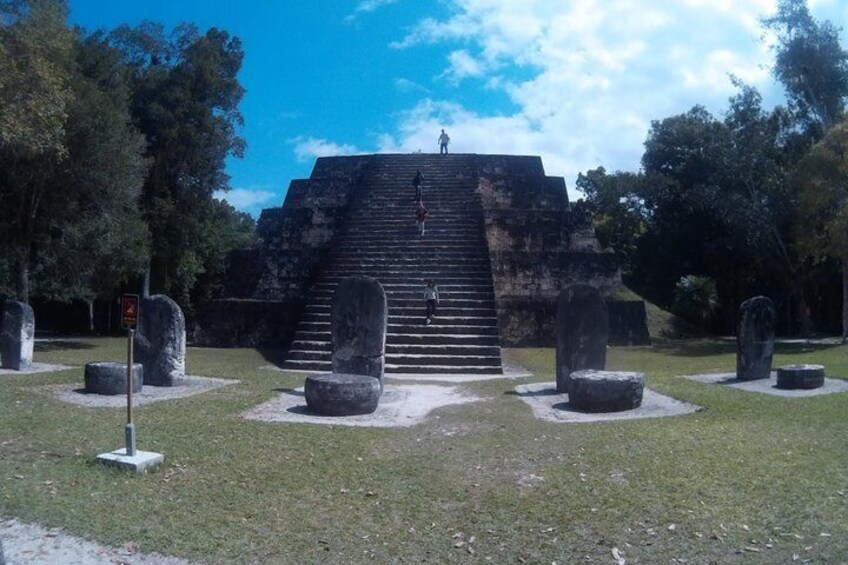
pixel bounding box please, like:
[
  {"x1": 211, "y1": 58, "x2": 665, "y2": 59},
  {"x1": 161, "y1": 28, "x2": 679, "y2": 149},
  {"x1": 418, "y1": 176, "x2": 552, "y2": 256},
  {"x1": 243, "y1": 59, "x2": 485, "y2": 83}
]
[
  {"x1": 575, "y1": 167, "x2": 646, "y2": 267},
  {"x1": 29, "y1": 31, "x2": 150, "y2": 303},
  {"x1": 672, "y1": 275, "x2": 720, "y2": 329},
  {"x1": 0, "y1": 0, "x2": 73, "y2": 158},
  {"x1": 794, "y1": 119, "x2": 848, "y2": 260},
  {"x1": 108, "y1": 22, "x2": 248, "y2": 306},
  {"x1": 763, "y1": 0, "x2": 848, "y2": 133},
  {"x1": 793, "y1": 118, "x2": 848, "y2": 338}
]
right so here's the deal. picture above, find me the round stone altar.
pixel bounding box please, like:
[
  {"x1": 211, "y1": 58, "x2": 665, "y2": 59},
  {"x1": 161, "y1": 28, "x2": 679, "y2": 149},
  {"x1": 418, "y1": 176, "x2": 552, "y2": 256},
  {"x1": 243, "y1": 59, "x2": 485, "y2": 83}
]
[
  {"x1": 568, "y1": 370, "x2": 645, "y2": 412},
  {"x1": 84, "y1": 362, "x2": 143, "y2": 395},
  {"x1": 776, "y1": 364, "x2": 825, "y2": 390},
  {"x1": 304, "y1": 373, "x2": 381, "y2": 416}
]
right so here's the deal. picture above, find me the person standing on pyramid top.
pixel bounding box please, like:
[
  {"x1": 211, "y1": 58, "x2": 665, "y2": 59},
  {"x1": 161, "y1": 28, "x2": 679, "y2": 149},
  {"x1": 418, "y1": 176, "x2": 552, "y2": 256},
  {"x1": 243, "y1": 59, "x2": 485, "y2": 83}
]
[
  {"x1": 412, "y1": 169, "x2": 424, "y2": 202},
  {"x1": 438, "y1": 129, "x2": 450, "y2": 155}
]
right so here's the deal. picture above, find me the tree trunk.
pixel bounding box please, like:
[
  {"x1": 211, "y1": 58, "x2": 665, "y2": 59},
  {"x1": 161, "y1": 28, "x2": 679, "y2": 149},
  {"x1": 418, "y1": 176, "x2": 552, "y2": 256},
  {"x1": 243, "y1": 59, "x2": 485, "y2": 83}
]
[
  {"x1": 87, "y1": 299, "x2": 95, "y2": 333},
  {"x1": 143, "y1": 264, "x2": 151, "y2": 298},
  {"x1": 791, "y1": 281, "x2": 813, "y2": 338},
  {"x1": 14, "y1": 246, "x2": 30, "y2": 304},
  {"x1": 842, "y1": 255, "x2": 848, "y2": 343}
]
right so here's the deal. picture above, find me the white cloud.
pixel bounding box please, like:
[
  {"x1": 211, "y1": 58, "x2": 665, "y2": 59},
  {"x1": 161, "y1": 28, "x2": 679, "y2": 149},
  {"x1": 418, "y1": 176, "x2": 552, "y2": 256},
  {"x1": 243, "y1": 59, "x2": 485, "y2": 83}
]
[
  {"x1": 443, "y1": 50, "x2": 487, "y2": 81},
  {"x1": 346, "y1": 0, "x2": 399, "y2": 23},
  {"x1": 394, "y1": 77, "x2": 429, "y2": 93},
  {"x1": 214, "y1": 187, "x2": 277, "y2": 211},
  {"x1": 291, "y1": 136, "x2": 360, "y2": 162},
  {"x1": 375, "y1": 0, "x2": 822, "y2": 197}
]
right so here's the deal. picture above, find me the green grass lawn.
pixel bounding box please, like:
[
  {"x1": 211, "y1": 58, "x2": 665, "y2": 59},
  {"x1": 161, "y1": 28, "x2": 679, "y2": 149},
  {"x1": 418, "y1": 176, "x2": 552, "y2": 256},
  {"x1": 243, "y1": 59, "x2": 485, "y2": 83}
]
[{"x1": 1, "y1": 338, "x2": 847, "y2": 563}]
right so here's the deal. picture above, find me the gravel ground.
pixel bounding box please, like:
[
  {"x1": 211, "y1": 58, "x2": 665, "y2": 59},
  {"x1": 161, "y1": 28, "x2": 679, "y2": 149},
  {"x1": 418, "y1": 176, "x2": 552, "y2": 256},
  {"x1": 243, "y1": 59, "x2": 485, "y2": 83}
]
[
  {"x1": 514, "y1": 381, "x2": 702, "y2": 423},
  {"x1": 35, "y1": 375, "x2": 238, "y2": 407},
  {"x1": 0, "y1": 363, "x2": 72, "y2": 376},
  {"x1": 680, "y1": 371, "x2": 848, "y2": 397},
  {"x1": 242, "y1": 382, "x2": 483, "y2": 427},
  {"x1": 0, "y1": 518, "x2": 194, "y2": 565}
]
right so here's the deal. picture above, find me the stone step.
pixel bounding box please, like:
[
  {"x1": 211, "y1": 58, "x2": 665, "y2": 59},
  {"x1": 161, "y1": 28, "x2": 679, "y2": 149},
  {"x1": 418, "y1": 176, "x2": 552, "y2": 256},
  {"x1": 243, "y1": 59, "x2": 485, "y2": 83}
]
[
  {"x1": 284, "y1": 349, "x2": 501, "y2": 367},
  {"x1": 293, "y1": 331, "x2": 500, "y2": 347},
  {"x1": 306, "y1": 297, "x2": 496, "y2": 309},
  {"x1": 279, "y1": 359, "x2": 503, "y2": 375},
  {"x1": 303, "y1": 304, "x2": 496, "y2": 317},
  {"x1": 299, "y1": 312, "x2": 498, "y2": 325},
  {"x1": 287, "y1": 340, "x2": 500, "y2": 357},
  {"x1": 298, "y1": 321, "x2": 499, "y2": 336}
]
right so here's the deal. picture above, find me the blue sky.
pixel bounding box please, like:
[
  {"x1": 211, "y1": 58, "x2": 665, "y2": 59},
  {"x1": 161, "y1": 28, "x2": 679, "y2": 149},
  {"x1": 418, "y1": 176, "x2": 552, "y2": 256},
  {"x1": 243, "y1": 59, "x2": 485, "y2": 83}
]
[{"x1": 68, "y1": 0, "x2": 848, "y2": 216}]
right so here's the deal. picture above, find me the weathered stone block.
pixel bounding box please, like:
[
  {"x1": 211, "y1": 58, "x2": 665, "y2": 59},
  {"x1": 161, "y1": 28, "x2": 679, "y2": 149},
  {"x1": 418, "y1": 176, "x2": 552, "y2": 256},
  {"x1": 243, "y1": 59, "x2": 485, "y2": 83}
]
[
  {"x1": 556, "y1": 284, "x2": 608, "y2": 392},
  {"x1": 331, "y1": 277, "x2": 387, "y2": 381},
  {"x1": 134, "y1": 295, "x2": 185, "y2": 386},
  {"x1": 84, "y1": 362, "x2": 143, "y2": 395},
  {"x1": 568, "y1": 370, "x2": 645, "y2": 412},
  {"x1": 736, "y1": 296, "x2": 775, "y2": 381},
  {"x1": 304, "y1": 373, "x2": 381, "y2": 416},
  {"x1": 1, "y1": 300, "x2": 34, "y2": 370},
  {"x1": 776, "y1": 364, "x2": 825, "y2": 390}
]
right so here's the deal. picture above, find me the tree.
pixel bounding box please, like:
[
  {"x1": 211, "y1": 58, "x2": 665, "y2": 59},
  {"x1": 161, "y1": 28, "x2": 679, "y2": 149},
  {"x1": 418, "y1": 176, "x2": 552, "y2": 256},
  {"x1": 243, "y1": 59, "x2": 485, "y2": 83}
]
[
  {"x1": 793, "y1": 119, "x2": 848, "y2": 341},
  {"x1": 763, "y1": 0, "x2": 848, "y2": 134},
  {"x1": 30, "y1": 32, "x2": 149, "y2": 330},
  {"x1": 636, "y1": 92, "x2": 814, "y2": 335},
  {"x1": 0, "y1": 0, "x2": 74, "y2": 302},
  {"x1": 108, "y1": 23, "x2": 247, "y2": 306},
  {"x1": 575, "y1": 167, "x2": 647, "y2": 269}
]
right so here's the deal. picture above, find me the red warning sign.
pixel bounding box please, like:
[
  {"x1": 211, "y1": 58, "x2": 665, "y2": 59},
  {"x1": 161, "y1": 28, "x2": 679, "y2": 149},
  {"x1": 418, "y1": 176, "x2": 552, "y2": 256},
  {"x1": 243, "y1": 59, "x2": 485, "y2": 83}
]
[{"x1": 121, "y1": 294, "x2": 139, "y2": 329}]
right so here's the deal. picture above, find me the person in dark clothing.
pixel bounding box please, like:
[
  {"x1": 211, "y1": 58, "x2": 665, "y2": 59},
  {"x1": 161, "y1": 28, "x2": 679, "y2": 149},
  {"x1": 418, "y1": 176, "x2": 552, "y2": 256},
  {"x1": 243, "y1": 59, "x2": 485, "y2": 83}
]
[
  {"x1": 424, "y1": 280, "x2": 439, "y2": 324},
  {"x1": 415, "y1": 201, "x2": 428, "y2": 235},
  {"x1": 412, "y1": 170, "x2": 424, "y2": 201}
]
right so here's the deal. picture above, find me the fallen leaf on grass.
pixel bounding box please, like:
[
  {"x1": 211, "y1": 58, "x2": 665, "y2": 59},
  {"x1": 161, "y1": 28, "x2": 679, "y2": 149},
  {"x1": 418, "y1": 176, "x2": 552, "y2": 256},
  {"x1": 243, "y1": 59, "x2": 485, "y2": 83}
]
[{"x1": 612, "y1": 546, "x2": 625, "y2": 564}]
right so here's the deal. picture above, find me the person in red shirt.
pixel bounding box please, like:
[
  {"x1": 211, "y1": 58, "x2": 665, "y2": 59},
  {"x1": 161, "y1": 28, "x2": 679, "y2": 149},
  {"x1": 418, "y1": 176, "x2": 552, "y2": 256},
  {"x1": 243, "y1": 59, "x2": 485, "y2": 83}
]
[{"x1": 415, "y1": 201, "x2": 428, "y2": 236}]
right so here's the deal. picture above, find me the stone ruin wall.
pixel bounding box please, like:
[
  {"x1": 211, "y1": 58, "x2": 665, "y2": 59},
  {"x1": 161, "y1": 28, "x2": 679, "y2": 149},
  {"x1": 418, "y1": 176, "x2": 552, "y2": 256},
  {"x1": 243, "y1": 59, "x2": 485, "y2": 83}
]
[
  {"x1": 474, "y1": 155, "x2": 644, "y2": 347},
  {"x1": 191, "y1": 156, "x2": 370, "y2": 347},
  {"x1": 192, "y1": 153, "x2": 650, "y2": 348}
]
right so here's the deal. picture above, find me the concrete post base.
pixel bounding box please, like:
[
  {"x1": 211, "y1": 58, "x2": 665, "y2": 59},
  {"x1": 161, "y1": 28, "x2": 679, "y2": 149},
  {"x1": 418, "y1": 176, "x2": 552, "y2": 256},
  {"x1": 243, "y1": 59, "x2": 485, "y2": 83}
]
[{"x1": 96, "y1": 448, "x2": 163, "y2": 473}]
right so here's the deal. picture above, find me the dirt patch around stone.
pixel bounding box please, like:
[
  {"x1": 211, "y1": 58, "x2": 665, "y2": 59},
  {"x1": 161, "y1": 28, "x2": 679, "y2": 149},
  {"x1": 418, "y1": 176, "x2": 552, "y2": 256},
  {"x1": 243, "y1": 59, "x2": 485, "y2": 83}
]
[
  {"x1": 242, "y1": 383, "x2": 481, "y2": 427},
  {"x1": 1, "y1": 517, "x2": 192, "y2": 565},
  {"x1": 0, "y1": 363, "x2": 73, "y2": 376},
  {"x1": 680, "y1": 372, "x2": 848, "y2": 397},
  {"x1": 514, "y1": 381, "x2": 702, "y2": 423},
  {"x1": 35, "y1": 375, "x2": 238, "y2": 408}
]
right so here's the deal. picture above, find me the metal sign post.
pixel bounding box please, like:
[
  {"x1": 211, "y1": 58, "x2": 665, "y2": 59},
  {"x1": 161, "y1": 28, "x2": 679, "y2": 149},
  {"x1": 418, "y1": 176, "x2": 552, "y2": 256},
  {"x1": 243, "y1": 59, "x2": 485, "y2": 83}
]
[
  {"x1": 121, "y1": 295, "x2": 139, "y2": 456},
  {"x1": 96, "y1": 294, "x2": 163, "y2": 472}
]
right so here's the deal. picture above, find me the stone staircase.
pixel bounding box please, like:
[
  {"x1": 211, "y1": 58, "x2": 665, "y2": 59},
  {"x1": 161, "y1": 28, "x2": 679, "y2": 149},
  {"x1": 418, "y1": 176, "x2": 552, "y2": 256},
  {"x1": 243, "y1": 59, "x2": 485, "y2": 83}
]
[{"x1": 281, "y1": 154, "x2": 503, "y2": 374}]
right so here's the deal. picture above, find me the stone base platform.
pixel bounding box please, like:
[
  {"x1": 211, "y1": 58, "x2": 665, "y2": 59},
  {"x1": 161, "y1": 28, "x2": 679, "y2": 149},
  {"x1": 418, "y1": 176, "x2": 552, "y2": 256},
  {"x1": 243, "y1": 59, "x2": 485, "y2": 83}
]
[
  {"x1": 514, "y1": 382, "x2": 701, "y2": 423},
  {"x1": 681, "y1": 372, "x2": 848, "y2": 397}
]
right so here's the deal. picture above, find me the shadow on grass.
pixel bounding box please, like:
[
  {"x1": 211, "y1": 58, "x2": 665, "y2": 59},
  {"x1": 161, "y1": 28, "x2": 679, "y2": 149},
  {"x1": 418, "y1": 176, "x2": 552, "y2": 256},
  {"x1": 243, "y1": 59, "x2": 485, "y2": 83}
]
[
  {"x1": 34, "y1": 340, "x2": 96, "y2": 353},
  {"x1": 651, "y1": 338, "x2": 843, "y2": 358},
  {"x1": 504, "y1": 387, "x2": 558, "y2": 398},
  {"x1": 256, "y1": 348, "x2": 290, "y2": 367}
]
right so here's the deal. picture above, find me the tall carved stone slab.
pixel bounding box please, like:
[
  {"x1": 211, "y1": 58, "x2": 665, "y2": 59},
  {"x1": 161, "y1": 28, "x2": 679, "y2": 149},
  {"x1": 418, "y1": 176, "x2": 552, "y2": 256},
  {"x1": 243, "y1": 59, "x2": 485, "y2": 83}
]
[
  {"x1": 331, "y1": 277, "x2": 387, "y2": 382},
  {"x1": 556, "y1": 284, "x2": 608, "y2": 392},
  {"x1": 134, "y1": 295, "x2": 186, "y2": 386},
  {"x1": 1, "y1": 300, "x2": 35, "y2": 370},
  {"x1": 736, "y1": 296, "x2": 775, "y2": 381}
]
